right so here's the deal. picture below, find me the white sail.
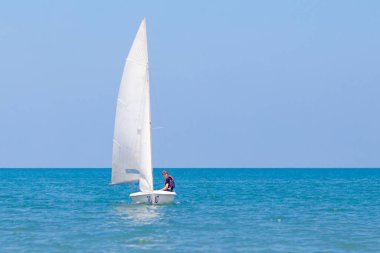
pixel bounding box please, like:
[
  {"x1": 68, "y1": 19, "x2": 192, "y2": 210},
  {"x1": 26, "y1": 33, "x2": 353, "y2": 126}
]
[{"x1": 111, "y1": 19, "x2": 153, "y2": 192}]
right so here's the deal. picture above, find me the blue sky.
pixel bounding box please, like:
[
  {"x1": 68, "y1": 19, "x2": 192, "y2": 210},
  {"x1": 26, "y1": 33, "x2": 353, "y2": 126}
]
[{"x1": 0, "y1": 1, "x2": 379, "y2": 168}]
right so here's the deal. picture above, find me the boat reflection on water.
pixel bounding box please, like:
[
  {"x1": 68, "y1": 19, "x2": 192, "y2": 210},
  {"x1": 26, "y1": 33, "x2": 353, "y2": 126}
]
[{"x1": 112, "y1": 203, "x2": 162, "y2": 225}]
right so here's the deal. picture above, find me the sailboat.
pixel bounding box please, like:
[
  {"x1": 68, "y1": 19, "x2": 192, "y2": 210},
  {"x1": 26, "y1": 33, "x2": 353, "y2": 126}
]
[{"x1": 110, "y1": 18, "x2": 176, "y2": 204}]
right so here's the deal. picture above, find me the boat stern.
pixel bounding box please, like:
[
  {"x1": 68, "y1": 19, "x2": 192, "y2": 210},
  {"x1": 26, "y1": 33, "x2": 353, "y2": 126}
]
[{"x1": 130, "y1": 190, "x2": 176, "y2": 204}]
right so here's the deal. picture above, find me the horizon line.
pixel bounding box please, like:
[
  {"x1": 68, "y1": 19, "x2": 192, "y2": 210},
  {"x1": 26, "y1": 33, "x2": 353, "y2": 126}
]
[{"x1": 1, "y1": 167, "x2": 380, "y2": 169}]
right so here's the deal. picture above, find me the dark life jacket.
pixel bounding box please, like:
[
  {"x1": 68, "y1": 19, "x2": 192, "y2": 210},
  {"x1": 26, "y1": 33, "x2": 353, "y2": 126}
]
[{"x1": 165, "y1": 176, "x2": 175, "y2": 191}]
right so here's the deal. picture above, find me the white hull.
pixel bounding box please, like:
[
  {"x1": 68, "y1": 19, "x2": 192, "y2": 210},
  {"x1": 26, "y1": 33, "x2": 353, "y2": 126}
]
[{"x1": 130, "y1": 190, "x2": 176, "y2": 204}]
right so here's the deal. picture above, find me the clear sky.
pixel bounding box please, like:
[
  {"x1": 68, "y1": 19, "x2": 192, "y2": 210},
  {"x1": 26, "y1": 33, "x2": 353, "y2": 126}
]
[{"x1": 0, "y1": 0, "x2": 379, "y2": 168}]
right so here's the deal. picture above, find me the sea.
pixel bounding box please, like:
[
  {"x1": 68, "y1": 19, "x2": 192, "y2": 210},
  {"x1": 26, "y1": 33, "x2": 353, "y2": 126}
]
[{"x1": 0, "y1": 168, "x2": 379, "y2": 253}]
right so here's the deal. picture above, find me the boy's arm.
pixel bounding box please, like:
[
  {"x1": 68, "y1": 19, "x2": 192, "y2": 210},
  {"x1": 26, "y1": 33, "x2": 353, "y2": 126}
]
[{"x1": 161, "y1": 183, "x2": 168, "y2": 191}]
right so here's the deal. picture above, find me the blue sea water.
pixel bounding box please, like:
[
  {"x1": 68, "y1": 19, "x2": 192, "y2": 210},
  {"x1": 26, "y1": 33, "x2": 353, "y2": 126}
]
[{"x1": 0, "y1": 168, "x2": 380, "y2": 252}]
